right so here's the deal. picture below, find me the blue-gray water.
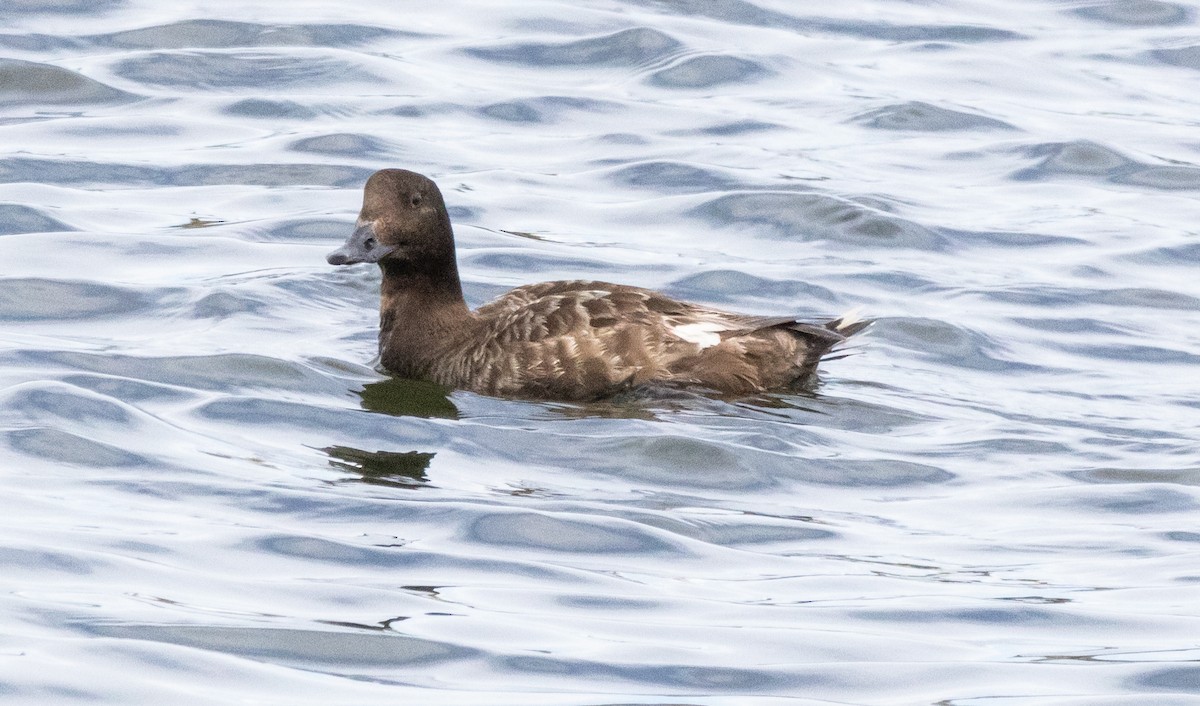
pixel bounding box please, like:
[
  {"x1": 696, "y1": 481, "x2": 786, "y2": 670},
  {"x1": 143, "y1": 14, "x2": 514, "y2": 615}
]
[{"x1": 2, "y1": 1, "x2": 1200, "y2": 704}]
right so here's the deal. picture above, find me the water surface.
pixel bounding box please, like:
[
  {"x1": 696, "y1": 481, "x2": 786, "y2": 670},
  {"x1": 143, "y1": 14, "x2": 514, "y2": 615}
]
[{"x1": 2, "y1": 0, "x2": 1200, "y2": 704}]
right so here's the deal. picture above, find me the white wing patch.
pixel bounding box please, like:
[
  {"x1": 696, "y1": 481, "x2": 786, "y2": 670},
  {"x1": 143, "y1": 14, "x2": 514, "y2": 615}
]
[
  {"x1": 833, "y1": 306, "x2": 864, "y2": 331},
  {"x1": 672, "y1": 321, "x2": 729, "y2": 349}
]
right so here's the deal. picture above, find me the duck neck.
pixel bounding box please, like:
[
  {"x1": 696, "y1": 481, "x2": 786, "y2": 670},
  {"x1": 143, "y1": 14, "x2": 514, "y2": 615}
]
[{"x1": 377, "y1": 256, "x2": 473, "y2": 371}]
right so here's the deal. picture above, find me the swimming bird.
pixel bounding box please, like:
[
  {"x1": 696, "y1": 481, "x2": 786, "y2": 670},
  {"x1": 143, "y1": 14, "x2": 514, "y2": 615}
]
[{"x1": 327, "y1": 169, "x2": 867, "y2": 400}]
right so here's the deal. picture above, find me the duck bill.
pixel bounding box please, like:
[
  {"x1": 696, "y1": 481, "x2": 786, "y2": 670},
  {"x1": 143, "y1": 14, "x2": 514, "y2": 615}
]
[{"x1": 326, "y1": 222, "x2": 395, "y2": 265}]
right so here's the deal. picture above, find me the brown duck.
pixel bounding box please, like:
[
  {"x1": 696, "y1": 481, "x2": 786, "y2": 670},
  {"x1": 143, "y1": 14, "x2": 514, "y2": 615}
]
[{"x1": 327, "y1": 169, "x2": 867, "y2": 400}]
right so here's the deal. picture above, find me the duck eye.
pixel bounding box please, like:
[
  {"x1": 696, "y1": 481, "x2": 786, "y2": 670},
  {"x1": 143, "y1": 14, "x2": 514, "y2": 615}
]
[
  {"x1": 364, "y1": 237, "x2": 376, "y2": 249},
  {"x1": 410, "y1": 194, "x2": 422, "y2": 208}
]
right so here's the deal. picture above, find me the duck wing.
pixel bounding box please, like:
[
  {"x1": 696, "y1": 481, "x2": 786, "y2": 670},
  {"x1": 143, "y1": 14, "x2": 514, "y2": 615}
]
[
  {"x1": 469, "y1": 281, "x2": 868, "y2": 397},
  {"x1": 467, "y1": 283, "x2": 691, "y2": 397},
  {"x1": 476, "y1": 280, "x2": 691, "y2": 338}
]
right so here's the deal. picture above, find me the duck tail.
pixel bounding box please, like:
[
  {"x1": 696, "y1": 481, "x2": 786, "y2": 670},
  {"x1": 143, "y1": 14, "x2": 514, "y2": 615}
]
[{"x1": 824, "y1": 306, "x2": 871, "y2": 338}]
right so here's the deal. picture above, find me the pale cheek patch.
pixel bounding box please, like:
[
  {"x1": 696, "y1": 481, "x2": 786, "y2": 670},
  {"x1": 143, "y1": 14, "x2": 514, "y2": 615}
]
[{"x1": 672, "y1": 322, "x2": 728, "y2": 349}]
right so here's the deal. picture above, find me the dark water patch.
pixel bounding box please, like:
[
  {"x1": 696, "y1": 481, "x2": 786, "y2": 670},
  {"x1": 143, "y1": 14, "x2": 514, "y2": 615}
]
[
  {"x1": 777, "y1": 393, "x2": 933, "y2": 433},
  {"x1": 499, "y1": 653, "x2": 812, "y2": 692},
  {"x1": 691, "y1": 520, "x2": 836, "y2": 545},
  {"x1": 3, "y1": 0, "x2": 123, "y2": 15},
  {"x1": 590, "y1": 434, "x2": 782, "y2": 489},
  {"x1": 944, "y1": 228, "x2": 1084, "y2": 248},
  {"x1": 448, "y1": 204, "x2": 481, "y2": 222},
  {"x1": 0, "y1": 33, "x2": 71, "y2": 52},
  {"x1": 1013, "y1": 140, "x2": 1200, "y2": 190},
  {"x1": 1065, "y1": 487, "x2": 1198, "y2": 514},
  {"x1": 0, "y1": 21, "x2": 400, "y2": 52},
  {"x1": 198, "y1": 397, "x2": 372, "y2": 430},
  {"x1": 464, "y1": 27, "x2": 681, "y2": 67},
  {"x1": 639, "y1": 0, "x2": 1025, "y2": 42},
  {"x1": 252, "y1": 533, "x2": 589, "y2": 584},
  {"x1": 0, "y1": 204, "x2": 73, "y2": 234},
  {"x1": 197, "y1": 396, "x2": 447, "y2": 452},
  {"x1": 647, "y1": 55, "x2": 771, "y2": 89},
  {"x1": 1151, "y1": 45, "x2": 1200, "y2": 70},
  {"x1": 605, "y1": 161, "x2": 742, "y2": 193},
  {"x1": 1057, "y1": 343, "x2": 1200, "y2": 366},
  {"x1": 0, "y1": 59, "x2": 138, "y2": 107},
  {"x1": 4, "y1": 427, "x2": 152, "y2": 467},
  {"x1": 689, "y1": 192, "x2": 946, "y2": 250},
  {"x1": 799, "y1": 459, "x2": 954, "y2": 487},
  {"x1": 289, "y1": 133, "x2": 396, "y2": 159},
  {"x1": 0, "y1": 157, "x2": 372, "y2": 187},
  {"x1": 462, "y1": 251, "x2": 627, "y2": 276},
  {"x1": 854, "y1": 101, "x2": 1015, "y2": 131},
  {"x1": 987, "y1": 285, "x2": 1200, "y2": 310},
  {"x1": 477, "y1": 96, "x2": 621, "y2": 124},
  {"x1": 686, "y1": 119, "x2": 783, "y2": 136},
  {"x1": 665, "y1": 269, "x2": 835, "y2": 305},
  {"x1": 86, "y1": 624, "x2": 476, "y2": 668},
  {"x1": 0, "y1": 278, "x2": 162, "y2": 320},
  {"x1": 593, "y1": 132, "x2": 649, "y2": 146},
  {"x1": 257, "y1": 535, "x2": 413, "y2": 566},
  {"x1": 1119, "y1": 165, "x2": 1200, "y2": 189},
  {"x1": 0, "y1": 546, "x2": 95, "y2": 575},
  {"x1": 468, "y1": 512, "x2": 692, "y2": 555},
  {"x1": 640, "y1": 0, "x2": 808, "y2": 31},
  {"x1": 1164, "y1": 531, "x2": 1200, "y2": 542},
  {"x1": 60, "y1": 122, "x2": 182, "y2": 140},
  {"x1": 325, "y1": 445, "x2": 434, "y2": 488},
  {"x1": 479, "y1": 101, "x2": 541, "y2": 123},
  {"x1": 190, "y1": 289, "x2": 270, "y2": 318},
  {"x1": 937, "y1": 437, "x2": 1071, "y2": 457},
  {"x1": 1012, "y1": 140, "x2": 1134, "y2": 182},
  {"x1": 92, "y1": 20, "x2": 400, "y2": 50},
  {"x1": 1076, "y1": 0, "x2": 1190, "y2": 25},
  {"x1": 3, "y1": 381, "x2": 134, "y2": 425},
  {"x1": 860, "y1": 605, "x2": 1092, "y2": 626},
  {"x1": 818, "y1": 20, "x2": 1025, "y2": 43},
  {"x1": 1121, "y1": 241, "x2": 1200, "y2": 266},
  {"x1": 60, "y1": 373, "x2": 195, "y2": 404},
  {"x1": 380, "y1": 101, "x2": 464, "y2": 120},
  {"x1": 1013, "y1": 316, "x2": 1132, "y2": 335},
  {"x1": 837, "y1": 270, "x2": 941, "y2": 295},
  {"x1": 1134, "y1": 666, "x2": 1200, "y2": 693},
  {"x1": 557, "y1": 594, "x2": 666, "y2": 611},
  {"x1": 268, "y1": 272, "x2": 361, "y2": 311},
  {"x1": 248, "y1": 218, "x2": 352, "y2": 243},
  {"x1": 113, "y1": 51, "x2": 386, "y2": 91},
  {"x1": 876, "y1": 317, "x2": 1045, "y2": 373},
  {"x1": 1074, "y1": 418, "x2": 1192, "y2": 444},
  {"x1": 1069, "y1": 467, "x2": 1200, "y2": 486},
  {"x1": 223, "y1": 98, "x2": 325, "y2": 120},
  {"x1": 16, "y1": 351, "x2": 337, "y2": 394}
]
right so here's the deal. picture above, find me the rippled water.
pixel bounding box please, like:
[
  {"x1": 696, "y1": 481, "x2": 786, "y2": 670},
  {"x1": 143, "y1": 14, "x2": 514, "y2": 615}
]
[{"x1": 2, "y1": 0, "x2": 1200, "y2": 703}]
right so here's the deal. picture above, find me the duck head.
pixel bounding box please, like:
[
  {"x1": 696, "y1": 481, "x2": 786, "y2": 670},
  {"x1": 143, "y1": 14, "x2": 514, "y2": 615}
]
[{"x1": 326, "y1": 169, "x2": 454, "y2": 268}]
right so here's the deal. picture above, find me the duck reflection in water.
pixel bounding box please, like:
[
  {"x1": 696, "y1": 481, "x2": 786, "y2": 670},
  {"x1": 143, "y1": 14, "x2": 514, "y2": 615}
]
[
  {"x1": 323, "y1": 445, "x2": 435, "y2": 489},
  {"x1": 356, "y1": 376, "x2": 459, "y2": 419},
  {"x1": 321, "y1": 378, "x2": 455, "y2": 488}
]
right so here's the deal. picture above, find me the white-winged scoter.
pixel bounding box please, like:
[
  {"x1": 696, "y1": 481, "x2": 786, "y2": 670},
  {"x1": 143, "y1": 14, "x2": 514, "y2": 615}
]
[{"x1": 327, "y1": 169, "x2": 866, "y2": 400}]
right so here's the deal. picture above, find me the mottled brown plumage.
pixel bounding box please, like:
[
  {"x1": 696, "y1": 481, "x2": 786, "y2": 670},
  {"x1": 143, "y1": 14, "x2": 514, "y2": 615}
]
[{"x1": 327, "y1": 169, "x2": 867, "y2": 400}]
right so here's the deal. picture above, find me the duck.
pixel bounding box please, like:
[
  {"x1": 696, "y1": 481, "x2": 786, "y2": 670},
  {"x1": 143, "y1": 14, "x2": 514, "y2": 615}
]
[{"x1": 327, "y1": 169, "x2": 868, "y2": 401}]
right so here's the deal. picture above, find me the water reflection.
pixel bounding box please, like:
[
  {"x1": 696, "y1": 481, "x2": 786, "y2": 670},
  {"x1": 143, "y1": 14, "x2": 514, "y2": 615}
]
[
  {"x1": 357, "y1": 377, "x2": 458, "y2": 419},
  {"x1": 323, "y1": 445, "x2": 434, "y2": 489}
]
